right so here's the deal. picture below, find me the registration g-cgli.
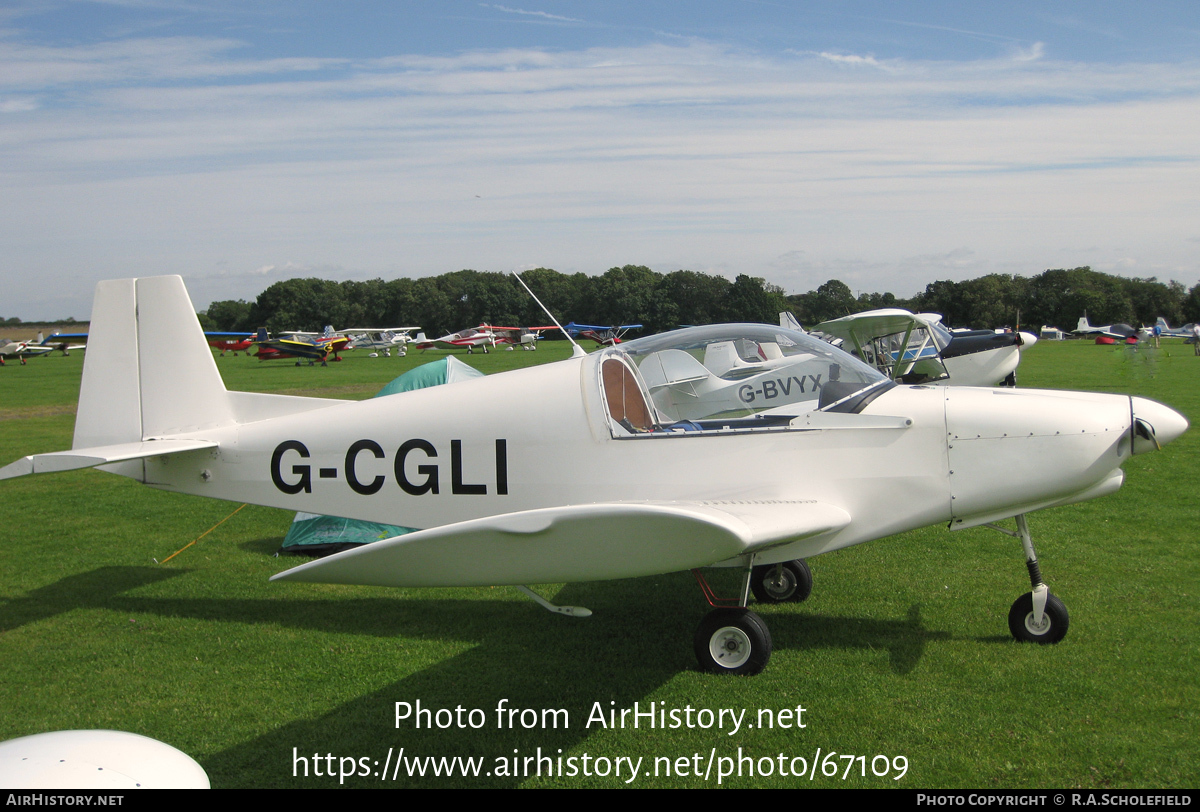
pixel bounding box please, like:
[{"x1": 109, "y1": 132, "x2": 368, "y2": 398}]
[{"x1": 2, "y1": 276, "x2": 1187, "y2": 675}]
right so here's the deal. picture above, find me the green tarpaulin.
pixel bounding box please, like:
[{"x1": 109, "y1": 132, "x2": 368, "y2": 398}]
[{"x1": 280, "y1": 357, "x2": 484, "y2": 556}]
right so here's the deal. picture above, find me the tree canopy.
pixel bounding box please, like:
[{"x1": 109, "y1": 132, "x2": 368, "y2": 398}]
[{"x1": 202, "y1": 265, "x2": 1198, "y2": 336}]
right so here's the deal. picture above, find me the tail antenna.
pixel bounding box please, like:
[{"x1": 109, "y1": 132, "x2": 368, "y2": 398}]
[{"x1": 511, "y1": 272, "x2": 586, "y2": 358}]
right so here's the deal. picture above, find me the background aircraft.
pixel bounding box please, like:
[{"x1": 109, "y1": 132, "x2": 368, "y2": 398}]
[
  {"x1": 1074, "y1": 315, "x2": 1137, "y2": 341},
  {"x1": 1153, "y1": 317, "x2": 1195, "y2": 339},
  {"x1": 205, "y1": 331, "x2": 255, "y2": 355},
  {"x1": 0, "y1": 336, "x2": 54, "y2": 365},
  {"x1": 563, "y1": 322, "x2": 643, "y2": 346},
  {"x1": 0, "y1": 277, "x2": 1187, "y2": 675},
  {"x1": 39, "y1": 332, "x2": 89, "y2": 356},
  {"x1": 343, "y1": 327, "x2": 420, "y2": 356},
  {"x1": 813, "y1": 309, "x2": 1037, "y2": 387},
  {"x1": 415, "y1": 324, "x2": 557, "y2": 353},
  {"x1": 253, "y1": 326, "x2": 352, "y2": 364}
]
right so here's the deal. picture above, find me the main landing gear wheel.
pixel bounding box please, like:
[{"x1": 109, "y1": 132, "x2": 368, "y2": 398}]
[
  {"x1": 694, "y1": 608, "x2": 772, "y2": 675},
  {"x1": 750, "y1": 559, "x2": 812, "y2": 604},
  {"x1": 1008, "y1": 592, "x2": 1069, "y2": 644}
]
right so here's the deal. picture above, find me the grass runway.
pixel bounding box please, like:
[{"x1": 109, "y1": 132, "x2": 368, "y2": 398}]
[{"x1": 0, "y1": 339, "x2": 1196, "y2": 788}]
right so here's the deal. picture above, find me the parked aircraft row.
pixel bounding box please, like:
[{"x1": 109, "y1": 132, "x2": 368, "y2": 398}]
[
  {"x1": 414, "y1": 324, "x2": 559, "y2": 353},
  {"x1": 1, "y1": 275, "x2": 1188, "y2": 676}
]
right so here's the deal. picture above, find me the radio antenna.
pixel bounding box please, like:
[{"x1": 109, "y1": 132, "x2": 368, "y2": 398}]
[{"x1": 512, "y1": 271, "x2": 586, "y2": 358}]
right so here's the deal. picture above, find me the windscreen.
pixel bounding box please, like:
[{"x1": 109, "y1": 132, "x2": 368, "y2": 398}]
[{"x1": 603, "y1": 324, "x2": 888, "y2": 427}]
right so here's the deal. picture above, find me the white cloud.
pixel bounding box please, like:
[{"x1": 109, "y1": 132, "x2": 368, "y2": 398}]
[
  {"x1": 0, "y1": 95, "x2": 38, "y2": 112},
  {"x1": 1010, "y1": 41, "x2": 1046, "y2": 63},
  {"x1": 807, "y1": 51, "x2": 887, "y2": 69}
]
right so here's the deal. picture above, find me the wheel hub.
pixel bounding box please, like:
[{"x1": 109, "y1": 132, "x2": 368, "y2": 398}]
[
  {"x1": 1024, "y1": 613, "x2": 1050, "y2": 635},
  {"x1": 766, "y1": 570, "x2": 796, "y2": 600},
  {"x1": 709, "y1": 626, "x2": 751, "y2": 669}
]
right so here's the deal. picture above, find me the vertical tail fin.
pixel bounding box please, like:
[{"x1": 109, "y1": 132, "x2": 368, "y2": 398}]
[{"x1": 73, "y1": 276, "x2": 233, "y2": 451}]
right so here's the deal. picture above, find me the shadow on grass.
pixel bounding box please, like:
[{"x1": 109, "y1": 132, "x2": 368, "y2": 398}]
[
  {"x1": 0, "y1": 566, "x2": 187, "y2": 632},
  {"x1": 239, "y1": 536, "x2": 287, "y2": 556},
  {"x1": 204, "y1": 631, "x2": 677, "y2": 787},
  {"x1": 8, "y1": 567, "x2": 948, "y2": 786},
  {"x1": 767, "y1": 604, "x2": 947, "y2": 675}
]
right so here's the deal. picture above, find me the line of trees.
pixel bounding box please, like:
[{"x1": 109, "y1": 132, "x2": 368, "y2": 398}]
[
  {"x1": 200, "y1": 266, "x2": 791, "y2": 336},
  {"x1": 201, "y1": 265, "x2": 1200, "y2": 337}
]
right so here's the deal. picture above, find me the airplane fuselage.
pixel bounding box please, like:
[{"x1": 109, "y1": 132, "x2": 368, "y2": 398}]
[{"x1": 135, "y1": 351, "x2": 1152, "y2": 575}]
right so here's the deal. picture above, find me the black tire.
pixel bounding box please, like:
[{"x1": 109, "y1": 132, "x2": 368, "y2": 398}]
[
  {"x1": 750, "y1": 560, "x2": 812, "y2": 604},
  {"x1": 694, "y1": 608, "x2": 772, "y2": 675},
  {"x1": 1008, "y1": 592, "x2": 1069, "y2": 644}
]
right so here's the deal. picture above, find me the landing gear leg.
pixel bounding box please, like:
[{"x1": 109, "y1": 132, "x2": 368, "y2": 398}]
[
  {"x1": 692, "y1": 564, "x2": 773, "y2": 675},
  {"x1": 986, "y1": 514, "x2": 1069, "y2": 644}
]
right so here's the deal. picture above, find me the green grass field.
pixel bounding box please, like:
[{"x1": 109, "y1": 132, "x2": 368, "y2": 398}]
[{"x1": 1, "y1": 339, "x2": 1196, "y2": 788}]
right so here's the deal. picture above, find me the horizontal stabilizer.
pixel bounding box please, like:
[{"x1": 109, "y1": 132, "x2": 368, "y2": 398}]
[
  {"x1": 271, "y1": 499, "x2": 850, "y2": 588},
  {"x1": 0, "y1": 439, "x2": 218, "y2": 481}
]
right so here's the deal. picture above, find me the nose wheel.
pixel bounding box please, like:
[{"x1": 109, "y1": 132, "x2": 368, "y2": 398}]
[
  {"x1": 1008, "y1": 589, "x2": 1069, "y2": 644},
  {"x1": 986, "y1": 514, "x2": 1070, "y2": 645}
]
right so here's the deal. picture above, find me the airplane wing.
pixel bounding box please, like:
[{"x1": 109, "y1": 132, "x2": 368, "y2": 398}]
[
  {"x1": 42, "y1": 332, "x2": 89, "y2": 345},
  {"x1": 343, "y1": 327, "x2": 420, "y2": 333},
  {"x1": 814, "y1": 309, "x2": 939, "y2": 344},
  {"x1": 271, "y1": 500, "x2": 850, "y2": 587}
]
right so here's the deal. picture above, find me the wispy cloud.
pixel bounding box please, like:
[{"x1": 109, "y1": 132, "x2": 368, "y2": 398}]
[
  {"x1": 3, "y1": 33, "x2": 1200, "y2": 316},
  {"x1": 478, "y1": 4, "x2": 584, "y2": 24}
]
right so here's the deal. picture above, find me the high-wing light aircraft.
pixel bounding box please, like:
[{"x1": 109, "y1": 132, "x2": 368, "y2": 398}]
[
  {"x1": 813, "y1": 309, "x2": 1037, "y2": 387},
  {"x1": 563, "y1": 322, "x2": 643, "y2": 346},
  {"x1": 40, "y1": 332, "x2": 89, "y2": 356},
  {"x1": 343, "y1": 328, "x2": 420, "y2": 356},
  {"x1": 415, "y1": 324, "x2": 557, "y2": 353},
  {"x1": 0, "y1": 277, "x2": 1188, "y2": 675}
]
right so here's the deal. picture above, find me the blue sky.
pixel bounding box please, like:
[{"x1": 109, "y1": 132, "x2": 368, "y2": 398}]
[{"x1": 3, "y1": 1, "x2": 1199, "y2": 319}]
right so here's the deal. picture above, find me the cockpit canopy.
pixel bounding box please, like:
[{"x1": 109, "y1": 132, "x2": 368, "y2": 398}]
[{"x1": 598, "y1": 324, "x2": 889, "y2": 436}]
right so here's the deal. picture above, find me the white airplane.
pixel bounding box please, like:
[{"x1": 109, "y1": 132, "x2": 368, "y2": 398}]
[
  {"x1": 343, "y1": 328, "x2": 420, "y2": 357},
  {"x1": 0, "y1": 334, "x2": 56, "y2": 365},
  {"x1": 40, "y1": 331, "x2": 89, "y2": 356},
  {"x1": 415, "y1": 324, "x2": 556, "y2": 353},
  {"x1": 813, "y1": 309, "x2": 1037, "y2": 387},
  {"x1": 1074, "y1": 314, "x2": 1137, "y2": 341},
  {"x1": 1153, "y1": 317, "x2": 1195, "y2": 339},
  {"x1": 0, "y1": 277, "x2": 1188, "y2": 675}
]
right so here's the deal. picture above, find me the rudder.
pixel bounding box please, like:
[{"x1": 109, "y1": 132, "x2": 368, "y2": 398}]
[{"x1": 74, "y1": 276, "x2": 233, "y2": 451}]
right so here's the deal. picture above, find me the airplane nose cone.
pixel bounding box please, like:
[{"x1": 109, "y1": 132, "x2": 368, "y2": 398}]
[
  {"x1": 1017, "y1": 332, "x2": 1038, "y2": 350},
  {"x1": 1130, "y1": 396, "x2": 1188, "y2": 454}
]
